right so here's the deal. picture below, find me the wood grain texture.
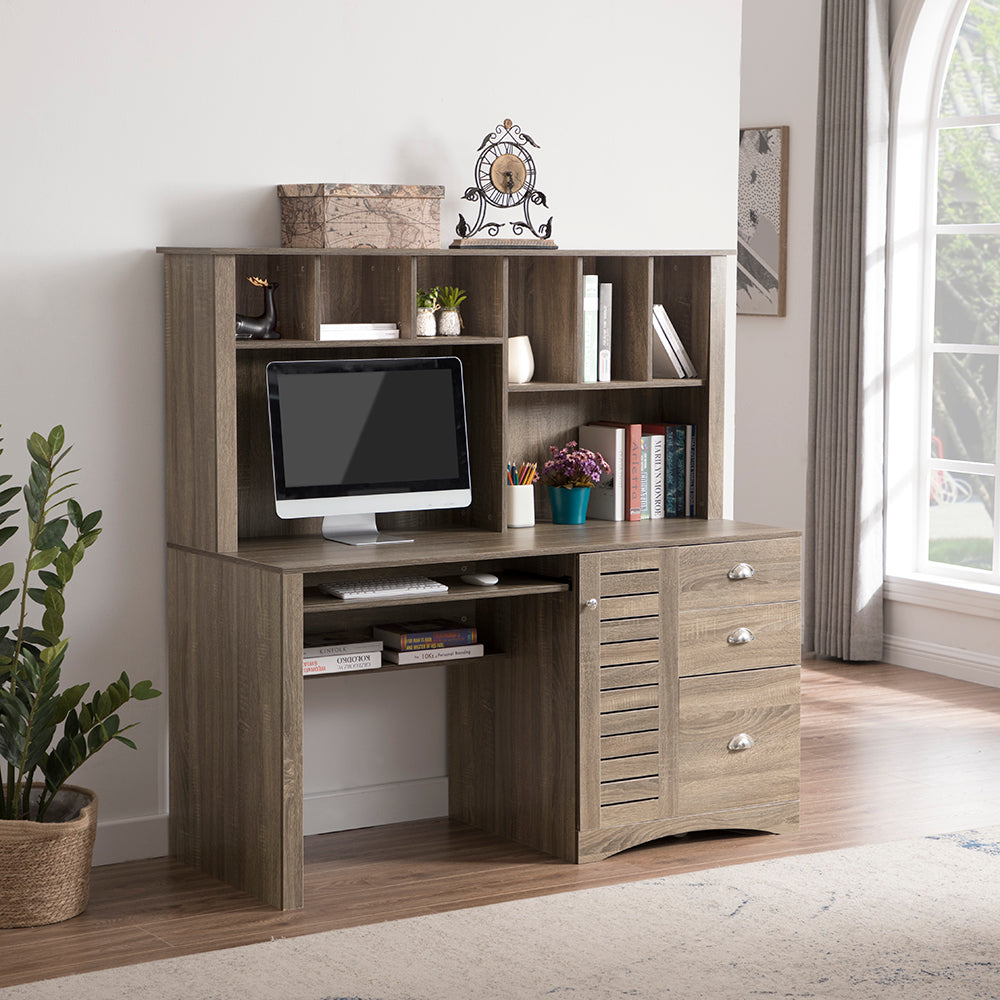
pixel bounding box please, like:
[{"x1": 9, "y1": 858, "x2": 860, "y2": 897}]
[
  {"x1": 167, "y1": 547, "x2": 303, "y2": 909},
  {"x1": 677, "y1": 665, "x2": 800, "y2": 817},
  {"x1": 677, "y1": 536, "x2": 802, "y2": 610},
  {"x1": 9, "y1": 662, "x2": 999, "y2": 990},
  {"x1": 677, "y1": 601, "x2": 802, "y2": 675}
]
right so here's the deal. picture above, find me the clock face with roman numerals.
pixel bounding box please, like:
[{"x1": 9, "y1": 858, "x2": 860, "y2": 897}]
[{"x1": 477, "y1": 140, "x2": 537, "y2": 208}]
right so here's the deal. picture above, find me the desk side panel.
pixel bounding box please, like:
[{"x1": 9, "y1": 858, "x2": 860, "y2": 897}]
[{"x1": 168, "y1": 547, "x2": 303, "y2": 909}]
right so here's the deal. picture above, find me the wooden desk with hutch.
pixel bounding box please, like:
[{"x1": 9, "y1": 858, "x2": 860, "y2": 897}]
[{"x1": 160, "y1": 246, "x2": 802, "y2": 911}]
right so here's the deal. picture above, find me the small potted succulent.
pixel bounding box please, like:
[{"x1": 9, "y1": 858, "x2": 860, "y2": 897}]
[
  {"x1": 538, "y1": 440, "x2": 610, "y2": 524},
  {"x1": 0, "y1": 425, "x2": 161, "y2": 926},
  {"x1": 435, "y1": 286, "x2": 468, "y2": 336},
  {"x1": 416, "y1": 287, "x2": 439, "y2": 337}
]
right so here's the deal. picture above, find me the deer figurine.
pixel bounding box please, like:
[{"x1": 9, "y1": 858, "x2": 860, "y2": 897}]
[{"x1": 236, "y1": 276, "x2": 280, "y2": 340}]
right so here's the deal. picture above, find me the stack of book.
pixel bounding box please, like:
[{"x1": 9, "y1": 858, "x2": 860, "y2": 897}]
[
  {"x1": 302, "y1": 631, "x2": 383, "y2": 675},
  {"x1": 319, "y1": 322, "x2": 400, "y2": 341},
  {"x1": 372, "y1": 619, "x2": 483, "y2": 664},
  {"x1": 579, "y1": 421, "x2": 696, "y2": 522}
]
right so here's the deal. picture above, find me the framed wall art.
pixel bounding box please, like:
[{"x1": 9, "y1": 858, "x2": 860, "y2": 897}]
[{"x1": 737, "y1": 126, "x2": 789, "y2": 316}]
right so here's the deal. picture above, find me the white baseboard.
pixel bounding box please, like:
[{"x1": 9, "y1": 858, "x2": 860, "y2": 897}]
[
  {"x1": 303, "y1": 776, "x2": 448, "y2": 836},
  {"x1": 883, "y1": 634, "x2": 1000, "y2": 689},
  {"x1": 92, "y1": 812, "x2": 169, "y2": 867}
]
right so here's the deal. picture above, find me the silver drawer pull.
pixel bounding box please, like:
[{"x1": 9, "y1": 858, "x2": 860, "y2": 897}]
[
  {"x1": 585, "y1": 598, "x2": 599, "y2": 610},
  {"x1": 728, "y1": 733, "x2": 755, "y2": 752},
  {"x1": 728, "y1": 562, "x2": 755, "y2": 581},
  {"x1": 727, "y1": 626, "x2": 754, "y2": 645}
]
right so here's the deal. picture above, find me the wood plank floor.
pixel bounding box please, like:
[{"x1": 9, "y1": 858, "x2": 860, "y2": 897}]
[{"x1": 4, "y1": 660, "x2": 1000, "y2": 988}]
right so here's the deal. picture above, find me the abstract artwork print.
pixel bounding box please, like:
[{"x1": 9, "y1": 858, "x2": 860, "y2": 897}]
[{"x1": 737, "y1": 126, "x2": 788, "y2": 316}]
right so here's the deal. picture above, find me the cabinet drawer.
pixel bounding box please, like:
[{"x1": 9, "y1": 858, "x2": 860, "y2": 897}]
[
  {"x1": 677, "y1": 538, "x2": 801, "y2": 610},
  {"x1": 677, "y1": 665, "x2": 799, "y2": 816},
  {"x1": 678, "y1": 602, "x2": 801, "y2": 676}
]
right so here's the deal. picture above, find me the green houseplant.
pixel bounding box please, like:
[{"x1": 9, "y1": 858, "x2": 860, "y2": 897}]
[
  {"x1": 436, "y1": 286, "x2": 467, "y2": 336},
  {"x1": 0, "y1": 425, "x2": 161, "y2": 926},
  {"x1": 416, "y1": 286, "x2": 440, "y2": 337}
]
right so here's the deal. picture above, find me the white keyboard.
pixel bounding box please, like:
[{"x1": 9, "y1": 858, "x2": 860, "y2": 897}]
[{"x1": 319, "y1": 575, "x2": 449, "y2": 600}]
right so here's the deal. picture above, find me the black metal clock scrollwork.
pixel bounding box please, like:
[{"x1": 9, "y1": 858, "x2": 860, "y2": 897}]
[{"x1": 451, "y1": 119, "x2": 556, "y2": 248}]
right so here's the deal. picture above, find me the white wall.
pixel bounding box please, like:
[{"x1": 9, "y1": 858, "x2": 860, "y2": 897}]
[
  {"x1": 734, "y1": 0, "x2": 822, "y2": 533},
  {"x1": 1, "y1": 0, "x2": 745, "y2": 863}
]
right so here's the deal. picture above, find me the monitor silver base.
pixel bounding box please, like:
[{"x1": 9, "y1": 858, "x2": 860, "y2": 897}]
[{"x1": 321, "y1": 513, "x2": 414, "y2": 546}]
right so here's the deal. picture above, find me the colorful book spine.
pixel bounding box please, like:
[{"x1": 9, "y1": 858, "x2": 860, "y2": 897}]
[
  {"x1": 685, "y1": 424, "x2": 697, "y2": 516},
  {"x1": 642, "y1": 424, "x2": 667, "y2": 520},
  {"x1": 582, "y1": 275, "x2": 599, "y2": 383},
  {"x1": 303, "y1": 634, "x2": 383, "y2": 656},
  {"x1": 598, "y1": 282, "x2": 613, "y2": 382},
  {"x1": 303, "y1": 649, "x2": 382, "y2": 675},
  {"x1": 640, "y1": 434, "x2": 651, "y2": 519},
  {"x1": 666, "y1": 424, "x2": 687, "y2": 517},
  {"x1": 383, "y1": 643, "x2": 484, "y2": 665},
  {"x1": 372, "y1": 621, "x2": 478, "y2": 651}
]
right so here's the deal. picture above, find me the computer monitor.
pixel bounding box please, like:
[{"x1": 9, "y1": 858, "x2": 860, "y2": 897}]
[{"x1": 265, "y1": 356, "x2": 472, "y2": 545}]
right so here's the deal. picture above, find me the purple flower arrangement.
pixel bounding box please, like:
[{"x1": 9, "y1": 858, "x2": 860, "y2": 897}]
[{"x1": 538, "y1": 440, "x2": 611, "y2": 488}]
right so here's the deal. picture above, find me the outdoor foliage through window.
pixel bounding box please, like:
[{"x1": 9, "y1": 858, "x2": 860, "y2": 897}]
[{"x1": 930, "y1": 0, "x2": 1000, "y2": 577}]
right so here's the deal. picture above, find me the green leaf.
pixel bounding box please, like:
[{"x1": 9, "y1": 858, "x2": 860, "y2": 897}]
[
  {"x1": 22, "y1": 486, "x2": 40, "y2": 524},
  {"x1": 80, "y1": 529, "x2": 102, "y2": 550},
  {"x1": 43, "y1": 587, "x2": 65, "y2": 617},
  {"x1": 81, "y1": 510, "x2": 102, "y2": 533},
  {"x1": 0, "y1": 485, "x2": 20, "y2": 506},
  {"x1": 0, "y1": 562, "x2": 13, "y2": 591},
  {"x1": 66, "y1": 499, "x2": 82, "y2": 528},
  {"x1": 132, "y1": 680, "x2": 163, "y2": 701},
  {"x1": 35, "y1": 519, "x2": 68, "y2": 550},
  {"x1": 0, "y1": 525, "x2": 18, "y2": 547},
  {"x1": 27, "y1": 547, "x2": 59, "y2": 571},
  {"x1": 113, "y1": 735, "x2": 138, "y2": 750},
  {"x1": 0, "y1": 590, "x2": 17, "y2": 615},
  {"x1": 37, "y1": 570, "x2": 62, "y2": 589},
  {"x1": 27, "y1": 587, "x2": 46, "y2": 606},
  {"x1": 26, "y1": 432, "x2": 52, "y2": 464},
  {"x1": 47, "y1": 426, "x2": 65, "y2": 455},
  {"x1": 41, "y1": 608, "x2": 63, "y2": 640},
  {"x1": 55, "y1": 551, "x2": 74, "y2": 583}
]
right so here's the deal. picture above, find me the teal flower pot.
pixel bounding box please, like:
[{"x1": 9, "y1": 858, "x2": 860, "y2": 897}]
[{"x1": 548, "y1": 486, "x2": 591, "y2": 524}]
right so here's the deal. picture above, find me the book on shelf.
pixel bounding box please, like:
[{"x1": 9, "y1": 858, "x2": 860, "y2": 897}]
[
  {"x1": 371, "y1": 619, "x2": 478, "y2": 651},
  {"x1": 652, "y1": 305, "x2": 696, "y2": 378},
  {"x1": 642, "y1": 423, "x2": 667, "y2": 520},
  {"x1": 578, "y1": 422, "x2": 625, "y2": 521},
  {"x1": 582, "y1": 274, "x2": 599, "y2": 383},
  {"x1": 598, "y1": 282, "x2": 613, "y2": 382},
  {"x1": 640, "y1": 433, "x2": 651, "y2": 519},
  {"x1": 591, "y1": 421, "x2": 642, "y2": 520},
  {"x1": 319, "y1": 323, "x2": 400, "y2": 341},
  {"x1": 303, "y1": 630, "x2": 384, "y2": 656},
  {"x1": 685, "y1": 423, "x2": 697, "y2": 516},
  {"x1": 383, "y1": 643, "x2": 484, "y2": 665}
]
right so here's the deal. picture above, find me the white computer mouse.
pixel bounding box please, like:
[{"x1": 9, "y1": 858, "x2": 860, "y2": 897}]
[{"x1": 460, "y1": 572, "x2": 499, "y2": 586}]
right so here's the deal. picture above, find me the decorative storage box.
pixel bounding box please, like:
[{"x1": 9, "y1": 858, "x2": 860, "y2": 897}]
[{"x1": 278, "y1": 183, "x2": 445, "y2": 250}]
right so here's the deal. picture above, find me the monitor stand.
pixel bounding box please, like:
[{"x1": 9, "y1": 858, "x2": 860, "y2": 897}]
[{"x1": 321, "y1": 513, "x2": 414, "y2": 546}]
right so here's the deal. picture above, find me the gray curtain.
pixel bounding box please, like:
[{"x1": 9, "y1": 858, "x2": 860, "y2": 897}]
[{"x1": 805, "y1": 0, "x2": 890, "y2": 661}]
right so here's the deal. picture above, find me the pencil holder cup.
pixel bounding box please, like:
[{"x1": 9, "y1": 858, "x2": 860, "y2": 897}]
[{"x1": 506, "y1": 484, "x2": 535, "y2": 528}]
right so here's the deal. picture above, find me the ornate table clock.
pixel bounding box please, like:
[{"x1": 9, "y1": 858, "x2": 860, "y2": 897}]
[{"x1": 451, "y1": 119, "x2": 556, "y2": 248}]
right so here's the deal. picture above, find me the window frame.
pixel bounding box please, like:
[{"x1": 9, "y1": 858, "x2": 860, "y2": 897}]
[{"x1": 886, "y1": 0, "x2": 1000, "y2": 601}]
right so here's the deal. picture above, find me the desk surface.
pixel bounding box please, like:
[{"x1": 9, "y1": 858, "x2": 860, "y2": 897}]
[{"x1": 209, "y1": 519, "x2": 800, "y2": 575}]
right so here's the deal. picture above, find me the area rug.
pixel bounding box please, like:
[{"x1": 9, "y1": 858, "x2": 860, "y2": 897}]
[{"x1": 6, "y1": 828, "x2": 999, "y2": 999}]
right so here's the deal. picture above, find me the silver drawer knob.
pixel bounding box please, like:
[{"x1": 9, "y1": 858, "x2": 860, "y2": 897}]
[
  {"x1": 728, "y1": 562, "x2": 755, "y2": 581},
  {"x1": 727, "y1": 626, "x2": 754, "y2": 645},
  {"x1": 585, "y1": 598, "x2": 599, "y2": 610},
  {"x1": 728, "y1": 733, "x2": 755, "y2": 752}
]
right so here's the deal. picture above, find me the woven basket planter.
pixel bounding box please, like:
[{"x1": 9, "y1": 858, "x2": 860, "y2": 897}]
[{"x1": 0, "y1": 785, "x2": 98, "y2": 928}]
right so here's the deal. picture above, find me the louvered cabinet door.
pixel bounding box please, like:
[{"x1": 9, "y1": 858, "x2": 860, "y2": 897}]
[{"x1": 578, "y1": 549, "x2": 676, "y2": 833}]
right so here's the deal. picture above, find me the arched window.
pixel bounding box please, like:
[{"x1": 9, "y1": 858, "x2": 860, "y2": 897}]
[{"x1": 887, "y1": 0, "x2": 1000, "y2": 590}]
